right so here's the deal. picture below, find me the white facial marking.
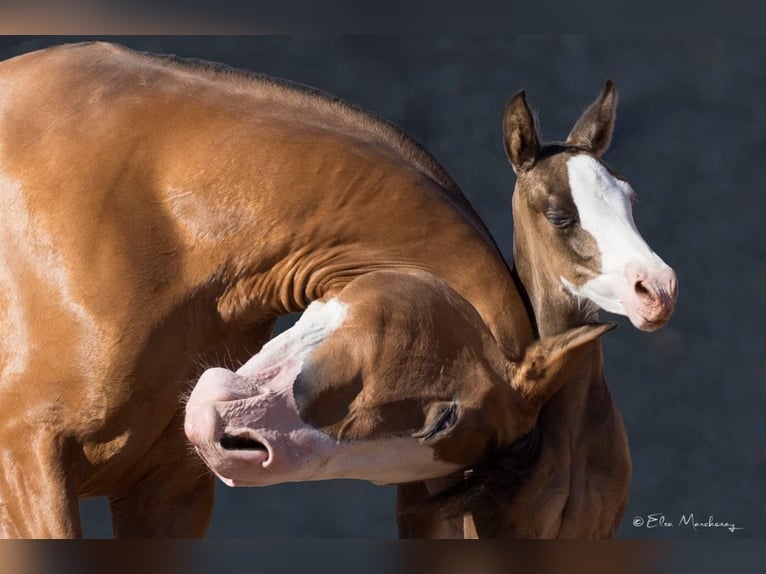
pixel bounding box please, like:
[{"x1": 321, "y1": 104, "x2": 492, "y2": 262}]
[
  {"x1": 220, "y1": 434, "x2": 462, "y2": 487},
  {"x1": 236, "y1": 297, "x2": 348, "y2": 379},
  {"x1": 563, "y1": 155, "x2": 670, "y2": 315},
  {"x1": 188, "y1": 295, "x2": 461, "y2": 486},
  {"x1": 207, "y1": 372, "x2": 462, "y2": 487}
]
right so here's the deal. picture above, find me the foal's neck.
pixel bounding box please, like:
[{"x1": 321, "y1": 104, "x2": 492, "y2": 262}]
[
  {"x1": 532, "y1": 281, "x2": 600, "y2": 340},
  {"x1": 512, "y1": 233, "x2": 599, "y2": 339},
  {"x1": 513, "y1": 230, "x2": 606, "y2": 400}
]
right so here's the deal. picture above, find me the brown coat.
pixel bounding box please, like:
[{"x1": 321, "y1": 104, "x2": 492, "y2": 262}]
[{"x1": 0, "y1": 42, "x2": 535, "y2": 537}]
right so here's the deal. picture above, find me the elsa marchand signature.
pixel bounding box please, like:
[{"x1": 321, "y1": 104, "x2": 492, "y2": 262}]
[{"x1": 632, "y1": 513, "x2": 744, "y2": 534}]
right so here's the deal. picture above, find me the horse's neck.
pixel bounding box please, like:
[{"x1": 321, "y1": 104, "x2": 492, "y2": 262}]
[{"x1": 191, "y1": 186, "x2": 534, "y2": 362}]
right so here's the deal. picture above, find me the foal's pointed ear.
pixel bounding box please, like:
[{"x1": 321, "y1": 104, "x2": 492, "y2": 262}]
[
  {"x1": 503, "y1": 90, "x2": 540, "y2": 174},
  {"x1": 566, "y1": 80, "x2": 618, "y2": 157},
  {"x1": 510, "y1": 322, "x2": 616, "y2": 410}
]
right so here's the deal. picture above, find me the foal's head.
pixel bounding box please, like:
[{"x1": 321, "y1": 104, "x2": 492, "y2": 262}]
[{"x1": 504, "y1": 81, "x2": 677, "y2": 331}]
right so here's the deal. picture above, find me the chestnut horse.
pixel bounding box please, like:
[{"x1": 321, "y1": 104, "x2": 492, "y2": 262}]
[{"x1": 0, "y1": 41, "x2": 540, "y2": 537}]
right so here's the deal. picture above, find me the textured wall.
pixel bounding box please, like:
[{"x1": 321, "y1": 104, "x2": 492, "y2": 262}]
[{"x1": 1, "y1": 36, "x2": 762, "y2": 539}]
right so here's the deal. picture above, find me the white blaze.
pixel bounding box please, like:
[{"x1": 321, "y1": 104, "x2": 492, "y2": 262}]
[
  {"x1": 562, "y1": 154, "x2": 670, "y2": 315},
  {"x1": 236, "y1": 297, "x2": 349, "y2": 380}
]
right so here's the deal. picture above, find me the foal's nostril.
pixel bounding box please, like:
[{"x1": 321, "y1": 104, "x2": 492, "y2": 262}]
[{"x1": 634, "y1": 279, "x2": 653, "y2": 300}]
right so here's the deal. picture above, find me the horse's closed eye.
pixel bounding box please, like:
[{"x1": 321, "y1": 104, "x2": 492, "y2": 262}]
[{"x1": 434, "y1": 404, "x2": 457, "y2": 433}]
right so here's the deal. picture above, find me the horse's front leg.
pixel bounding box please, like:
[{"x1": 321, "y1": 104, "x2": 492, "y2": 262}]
[
  {"x1": 109, "y1": 320, "x2": 277, "y2": 538},
  {"x1": 108, "y1": 411, "x2": 215, "y2": 538},
  {"x1": 0, "y1": 425, "x2": 82, "y2": 538}
]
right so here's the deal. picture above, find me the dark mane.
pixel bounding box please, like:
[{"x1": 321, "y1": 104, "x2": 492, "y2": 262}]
[
  {"x1": 538, "y1": 141, "x2": 627, "y2": 180},
  {"x1": 537, "y1": 142, "x2": 588, "y2": 160}
]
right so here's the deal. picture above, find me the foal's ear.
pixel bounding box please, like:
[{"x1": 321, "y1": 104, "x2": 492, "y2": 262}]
[
  {"x1": 566, "y1": 80, "x2": 618, "y2": 157},
  {"x1": 510, "y1": 322, "x2": 617, "y2": 410},
  {"x1": 503, "y1": 90, "x2": 540, "y2": 174}
]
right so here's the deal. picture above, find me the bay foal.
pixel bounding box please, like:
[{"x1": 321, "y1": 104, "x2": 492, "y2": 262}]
[{"x1": 397, "y1": 81, "x2": 677, "y2": 538}]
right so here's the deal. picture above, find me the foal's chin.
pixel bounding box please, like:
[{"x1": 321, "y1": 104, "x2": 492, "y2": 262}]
[
  {"x1": 622, "y1": 294, "x2": 676, "y2": 332},
  {"x1": 627, "y1": 312, "x2": 672, "y2": 332}
]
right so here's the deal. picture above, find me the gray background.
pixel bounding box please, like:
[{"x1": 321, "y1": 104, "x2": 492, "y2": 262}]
[{"x1": 0, "y1": 36, "x2": 762, "y2": 539}]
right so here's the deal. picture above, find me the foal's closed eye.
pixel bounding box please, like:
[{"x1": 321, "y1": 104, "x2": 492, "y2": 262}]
[{"x1": 546, "y1": 212, "x2": 578, "y2": 229}]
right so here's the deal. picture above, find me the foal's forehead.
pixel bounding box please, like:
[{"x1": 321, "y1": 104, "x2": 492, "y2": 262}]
[
  {"x1": 526, "y1": 146, "x2": 632, "y2": 202},
  {"x1": 566, "y1": 154, "x2": 635, "y2": 208}
]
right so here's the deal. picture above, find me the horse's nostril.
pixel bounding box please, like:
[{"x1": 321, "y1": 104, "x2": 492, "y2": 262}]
[{"x1": 220, "y1": 433, "x2": 267, "y2": 452}]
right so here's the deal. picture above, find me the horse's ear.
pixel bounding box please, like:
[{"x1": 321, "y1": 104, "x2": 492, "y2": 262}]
[
  {"x1": 509, "y1": 322, "x2": 616, "y2": 411},
  {"x1": 566, "y1": 80, "x2": 618, "y2": 157},
  {"x1": 503, "y1": 90, "x2": 540, "y2": 174}
]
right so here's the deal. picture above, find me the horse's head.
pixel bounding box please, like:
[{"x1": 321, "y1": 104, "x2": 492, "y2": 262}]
[
  {"x1": 504, "y1": 81, "x2": 677, "y2": 331},
  {"x1": 184, "y1": 271, "x2": 614, "y2": 487}
]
